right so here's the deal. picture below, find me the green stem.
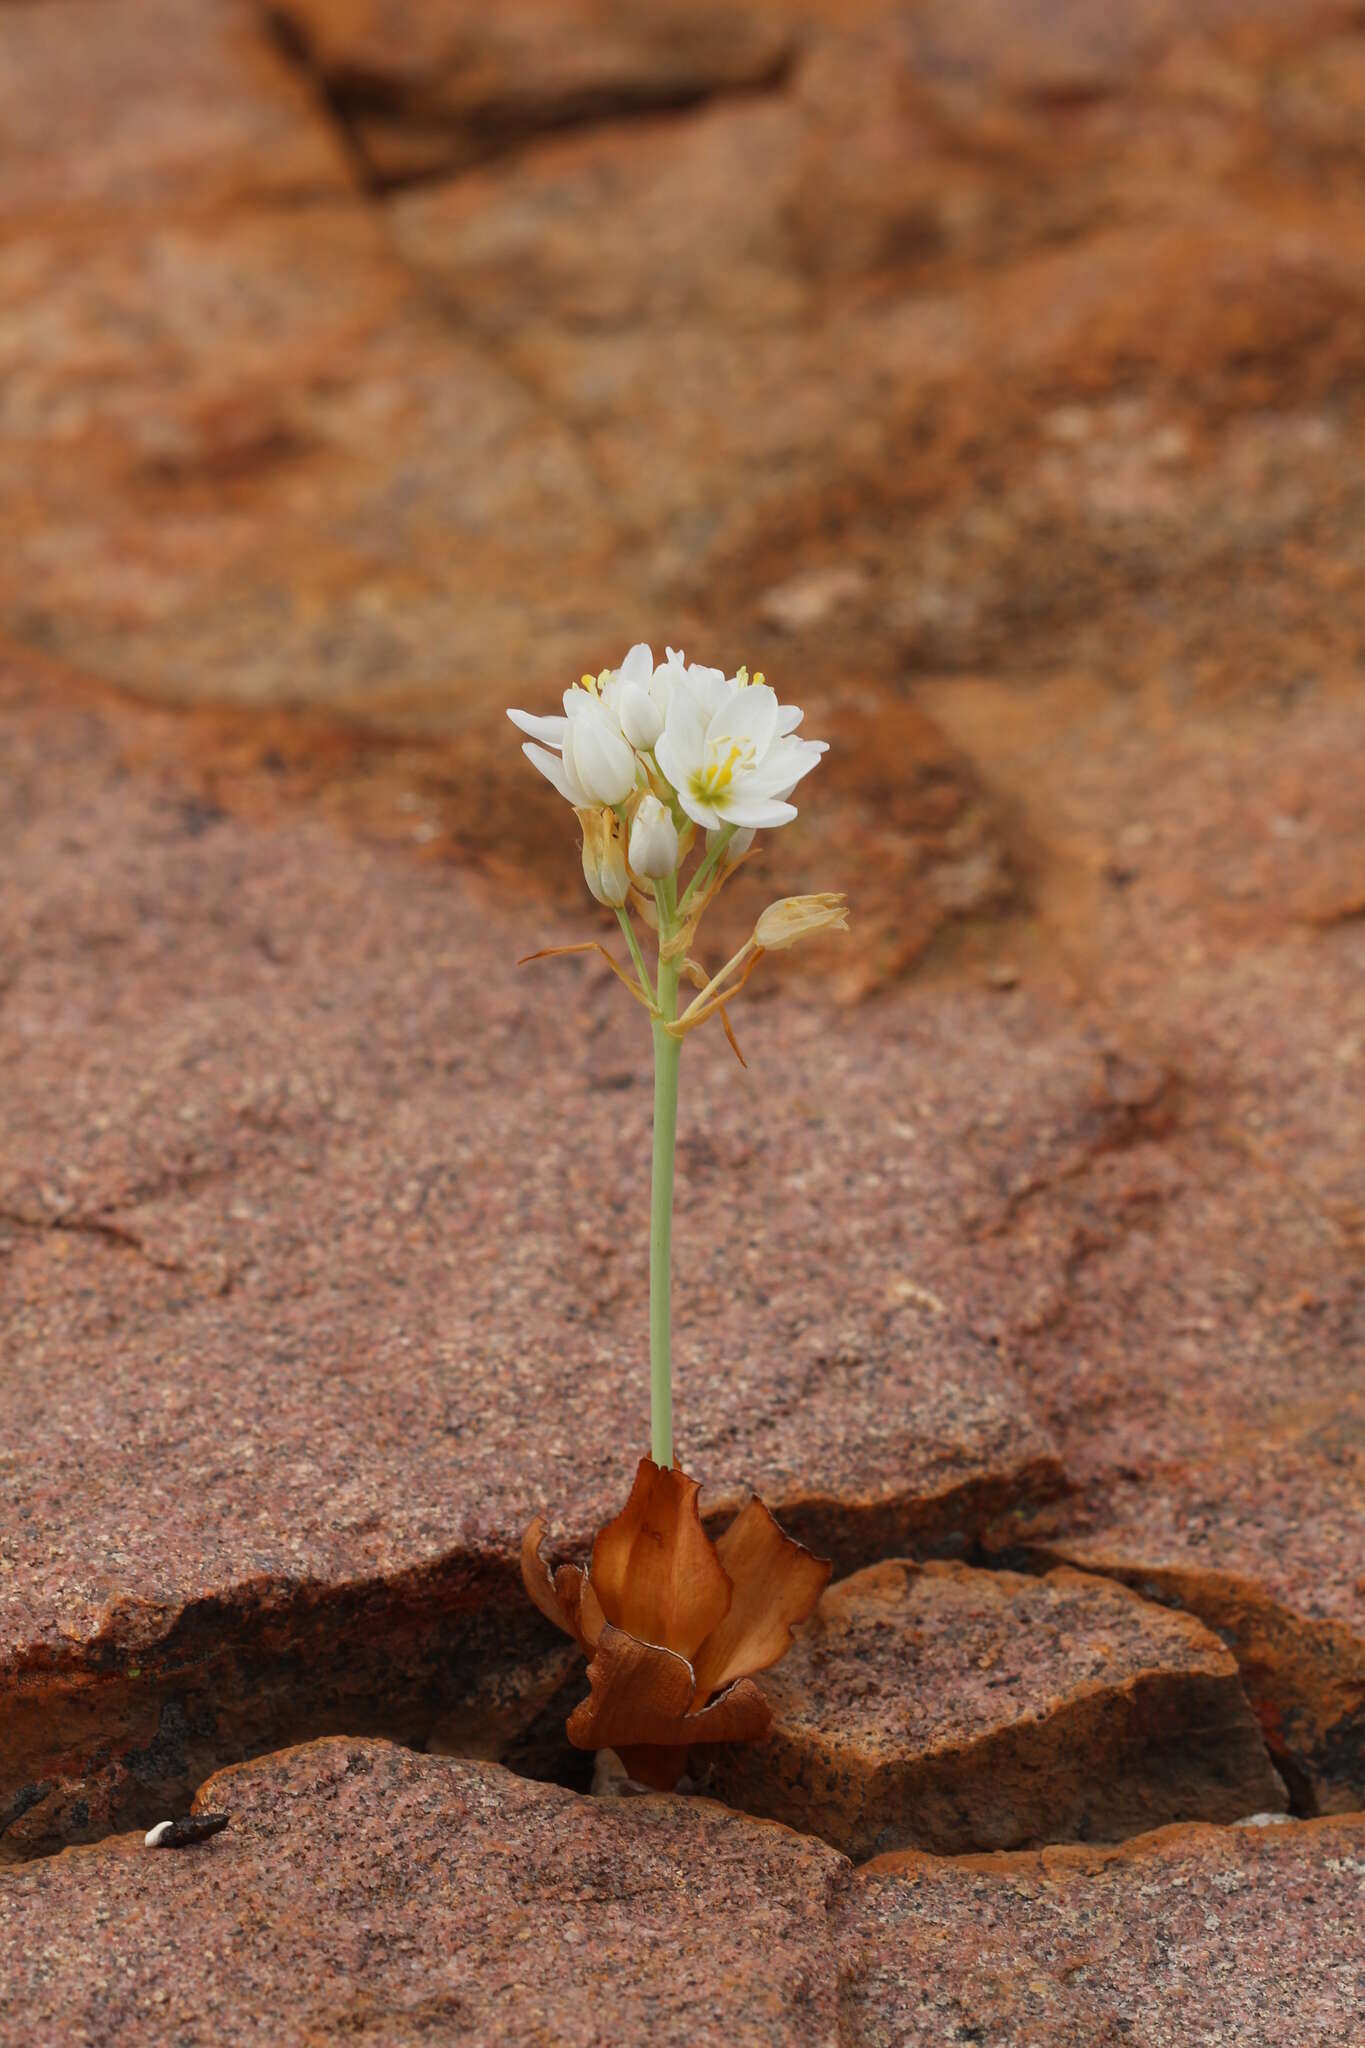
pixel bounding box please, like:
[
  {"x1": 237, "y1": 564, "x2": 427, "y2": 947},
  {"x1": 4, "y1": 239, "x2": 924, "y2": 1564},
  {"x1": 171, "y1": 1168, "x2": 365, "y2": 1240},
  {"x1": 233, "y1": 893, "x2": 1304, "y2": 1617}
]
[
  {"x1": 615, "y1": 906, "x2": 654, "y2": 1004},
  {"x1": 678, "y1": 822, "x2": 736, "y2": 914},
  {"x1": 648, "y1": 882, "x2": 681, "y2": 1467}
]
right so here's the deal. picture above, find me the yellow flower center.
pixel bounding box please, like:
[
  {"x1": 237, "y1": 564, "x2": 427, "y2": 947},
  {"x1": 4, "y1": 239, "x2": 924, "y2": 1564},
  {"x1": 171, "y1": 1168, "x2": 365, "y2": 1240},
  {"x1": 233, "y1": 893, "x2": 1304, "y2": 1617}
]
[{"x1": 692, "y1": 741, "x2": 747, "y2": 804}]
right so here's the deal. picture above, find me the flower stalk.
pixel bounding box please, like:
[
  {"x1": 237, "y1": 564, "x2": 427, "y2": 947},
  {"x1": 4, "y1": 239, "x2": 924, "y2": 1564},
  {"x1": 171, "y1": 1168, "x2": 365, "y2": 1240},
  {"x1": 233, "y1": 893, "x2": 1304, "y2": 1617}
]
[
  {"x1": 510, "y1": 644, "x2": 846, "y2": 1463},
  {"x1": 510, "y1": 640, "x2": 848, "y2": 1787},
  {"x1": 649, "y1": 941, "x2": 681, "y2": 1468}
]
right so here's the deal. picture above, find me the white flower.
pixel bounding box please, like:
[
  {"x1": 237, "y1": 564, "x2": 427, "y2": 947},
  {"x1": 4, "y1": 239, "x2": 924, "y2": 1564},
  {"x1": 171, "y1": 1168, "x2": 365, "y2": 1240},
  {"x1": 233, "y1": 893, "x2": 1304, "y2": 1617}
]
[
  {"x1": 629, "y1": 793, "x2": 680, "y2": 879},
  {"x1": 670, "y1": 656, "x2": 730, "y2": 724},
  {"x1": 509, "y1": 648, "x2": 821, "y2": 836},
  {"x1": 510, "y1": 643, "x2": 682, "y2": 803},
  {"x1": 616, "y1": 643, "x2": 669, "y2": 752},
  {"x1": 578, "y1": 806, "x2": 631, "y2": 907},
  {"x1": 508, "y1": 686, "x2": 637, "y2": 807},
  {"x1": 655, "y1": 675, "x2": 826, "y2": 831}
]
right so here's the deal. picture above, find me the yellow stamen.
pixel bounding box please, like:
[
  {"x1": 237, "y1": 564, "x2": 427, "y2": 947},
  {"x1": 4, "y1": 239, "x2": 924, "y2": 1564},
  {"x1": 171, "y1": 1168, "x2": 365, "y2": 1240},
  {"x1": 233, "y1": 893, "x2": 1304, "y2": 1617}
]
[{"x1": 692, "y1": 743, "x2": 744, "y2": 801}]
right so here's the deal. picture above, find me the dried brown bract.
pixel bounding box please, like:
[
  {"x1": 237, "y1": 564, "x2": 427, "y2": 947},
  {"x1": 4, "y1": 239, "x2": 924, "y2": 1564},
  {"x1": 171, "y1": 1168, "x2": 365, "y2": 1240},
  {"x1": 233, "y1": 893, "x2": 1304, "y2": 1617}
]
[{"x1": 522, "y1": 1457, "x2": 831, "y2": 1790}]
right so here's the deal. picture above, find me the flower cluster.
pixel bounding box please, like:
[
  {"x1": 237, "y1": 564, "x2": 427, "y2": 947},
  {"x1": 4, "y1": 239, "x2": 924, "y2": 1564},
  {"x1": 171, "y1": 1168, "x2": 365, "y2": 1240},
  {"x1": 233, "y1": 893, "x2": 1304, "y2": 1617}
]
[
  {"x1": 509, "y1": 643, "x2": 827, "y2": 839},
  {"x1": 509, "y1": 644, "x2": 846, "y2": 1047}
]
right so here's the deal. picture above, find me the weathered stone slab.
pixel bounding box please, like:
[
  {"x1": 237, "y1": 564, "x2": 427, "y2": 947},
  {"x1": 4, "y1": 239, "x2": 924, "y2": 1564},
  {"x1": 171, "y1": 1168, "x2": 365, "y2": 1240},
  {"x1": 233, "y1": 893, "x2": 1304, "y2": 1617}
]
[
  {"x1": 11, "y1": 0, "x2": 1362, "y2": 750},
  {"x1": 0, "y1": 1738, "x2": 847, "y2": 2047},
  {"x1": 847, "y1": 1815, "x2": 1365, "y2": 2047},
  {"x1": 911, "y1": 674, "x2": 1365, "y2": 1810},
  {"x1": 705, "y1": 1560, "x2": 1284, "y2": 1858},
  {"x1": 0, "y1": 193, "x2": 615, "y2": 723},
  {"x1": 1, "y1": 1740, "x2": 1359, "y2": 2047},
  {"x1": 0, "y1": 0, "x2": 348, "y2": 223},
  {"x1": 0, "y1": 662, "x2": 1069, "y2": 1855},
  {"x1": 996, "y1": 1453, "x2": 1365, "y2": 1821},
  {"x1": 960, "y1": 1099, "x2": 1365, "y2": 1811},
  {"x1": 977, "y1": 1131, "x2": 1365, "y2": 1810},
  {"x1": 0, "y1": 0, "x2": 1360, "y2": 1944},
  {"x1": 271, "y1": 0, "x2": 794, "y2": 185}
]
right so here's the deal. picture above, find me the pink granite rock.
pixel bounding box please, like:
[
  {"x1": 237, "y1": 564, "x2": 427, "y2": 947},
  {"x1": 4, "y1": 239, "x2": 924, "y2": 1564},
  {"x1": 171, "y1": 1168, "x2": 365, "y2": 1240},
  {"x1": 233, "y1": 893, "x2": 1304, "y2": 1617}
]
[
  {"x1": 915, "y1": 673, "x2": 1365, "y2": 1811},
  {"x1": 849, "y1": 1815, "x2": 1365, "y2": 2047},
  {"x1": 272, "y1": 0, "x2": 794, "y2": 185},
  {"x1": 0, "y1": 0, "x2": 348, "y2": 222},
  {"x1": 0, "y1": 1739, "x2": 1359, "y2": 2046},
  {"x1": 0, "y1": 660, "x2": 1065, "y2": 1855},
  {"x1": 0, "y1": 1738, "x2": 846, "y2": 2046},
  {"x1": 2, "y1": 0, "x2": 1363, "y2": 1924},
  {"x1": 706, "y1": 1561, "x2": 1285, "y2": 1857}
]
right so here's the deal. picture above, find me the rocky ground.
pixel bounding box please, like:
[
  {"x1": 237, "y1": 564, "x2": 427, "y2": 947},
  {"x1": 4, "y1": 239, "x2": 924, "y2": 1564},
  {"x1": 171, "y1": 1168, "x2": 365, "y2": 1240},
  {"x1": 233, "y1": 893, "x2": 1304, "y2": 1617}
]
[{"x1": 1, "y1": 1, "x2": 1363, "y2": 2041}]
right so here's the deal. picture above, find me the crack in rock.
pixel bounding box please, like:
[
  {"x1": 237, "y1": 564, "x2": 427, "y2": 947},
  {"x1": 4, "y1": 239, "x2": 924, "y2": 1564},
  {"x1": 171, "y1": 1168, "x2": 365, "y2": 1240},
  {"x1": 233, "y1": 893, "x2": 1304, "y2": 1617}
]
[
  {"x1": 0, "y1": 1206, "x2": 187, "y2": 1279},
  {"x1": 261, "y1": 0, "x2": 797, "y2": 193}
]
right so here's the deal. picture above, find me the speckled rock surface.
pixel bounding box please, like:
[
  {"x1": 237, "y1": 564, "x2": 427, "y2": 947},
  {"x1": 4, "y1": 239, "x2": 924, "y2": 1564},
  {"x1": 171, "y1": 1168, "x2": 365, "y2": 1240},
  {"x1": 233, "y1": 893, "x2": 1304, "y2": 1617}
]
[
  {"x1": 4, "y1": 633, "x2": 1363, "y2": 1846},
  {"x1": 705, "y1": 1561, "x2": 1284, "y2": 1857},
  {"x1": 0, "y1": 1737, "x2": 847, "y2": 2047},
  {"x1": 935, "y1": 676, "x2": 1365, "y2": 1807},
  {"x1": 3, "y1": 8, "x2": 1365, "y2": 2027},
  {"x1": 848, "y1": 1816, "x2": 1365, "y2": 2047},
  {"x1": 1, "y1": 1740, "x2": 1360, "y2": 2047},
  {"x1": 0, "y1": 659, "x2": 1066, "y2": 1855}
]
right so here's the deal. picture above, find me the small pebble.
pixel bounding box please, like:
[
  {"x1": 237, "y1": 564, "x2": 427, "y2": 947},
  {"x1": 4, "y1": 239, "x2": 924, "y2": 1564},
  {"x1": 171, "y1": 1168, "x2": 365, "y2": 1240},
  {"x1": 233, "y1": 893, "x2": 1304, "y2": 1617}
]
[{"x1": 144, "y1": 1813, "x2": 230, "y2": 1849}]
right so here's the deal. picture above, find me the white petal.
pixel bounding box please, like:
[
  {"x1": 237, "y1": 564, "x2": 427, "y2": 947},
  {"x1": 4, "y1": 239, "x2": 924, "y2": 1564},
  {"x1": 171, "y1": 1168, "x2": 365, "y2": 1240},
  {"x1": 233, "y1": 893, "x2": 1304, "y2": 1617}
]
[
  {"x1": 646, "y1": 664, "x2": 680, "y2": 726},
  {"x1": 683, "y1": 663, "x2": 731, "y2": 722},
  {"x1": 618, "y1": 681, "x2": 664, "y2": 751},
  {"x1": 708, "y1": 682, "x2": 779, "y2": 760},
  {"x1": 565, "y1": 704, "x2": 636, "y2": 805},
  {"x1": 523, "y1": 740, "x2": 583, "y2": 806},
  {"x1": 656, "y1": 688, "x2": 707, "y2": 794},
  {"x1": 508, "y1": 707, "x2": 569, "y2": 746},
  {"x1": 717, "y1": 795, "x2": 798, "y2": 829},
  {"x1": 743, "y1": 736, "x2": 826, "y2": 798},
  {"x1": 729, "y1": 825, "x2": 757, "y2": 860},
  {"x1": 617, "y1": 642, "x2": 654, "y2": 686},
  {"x1": 629, "y1": 793, "x2": 680, "y2": 878},
  {"x1": 777, "y1": 703, "x2": 804, "y2": 735}
]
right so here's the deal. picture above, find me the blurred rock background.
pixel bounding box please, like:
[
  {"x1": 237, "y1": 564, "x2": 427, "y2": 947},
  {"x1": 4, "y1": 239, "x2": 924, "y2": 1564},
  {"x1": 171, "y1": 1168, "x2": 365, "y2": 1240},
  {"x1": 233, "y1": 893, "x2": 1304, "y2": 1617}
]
[{"x1": 6, "y1": 0, "x2": 1365, "y2": 987}]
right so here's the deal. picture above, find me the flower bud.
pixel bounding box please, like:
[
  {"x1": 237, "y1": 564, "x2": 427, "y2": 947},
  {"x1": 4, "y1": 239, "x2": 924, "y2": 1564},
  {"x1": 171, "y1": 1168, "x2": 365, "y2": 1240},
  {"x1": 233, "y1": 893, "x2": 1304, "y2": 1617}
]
[
  {"x1": 562, "y1": 700, "x2": 637, "y2": 806},
  {"x1": 753, "y1": 893, "x2": 849, "y2": 951},
  {"x1": 708, "y1": 824, "x2": 755, "y2": 867},
  {"x1": 618, "y1": 681, "x2": 664, "y2": 752},
  {"x1": 577, "y1": 806, "x2": 631, "y2": 907},
  {"x1": 629, "y1": 794, "x2": 680, "y2": 880}
]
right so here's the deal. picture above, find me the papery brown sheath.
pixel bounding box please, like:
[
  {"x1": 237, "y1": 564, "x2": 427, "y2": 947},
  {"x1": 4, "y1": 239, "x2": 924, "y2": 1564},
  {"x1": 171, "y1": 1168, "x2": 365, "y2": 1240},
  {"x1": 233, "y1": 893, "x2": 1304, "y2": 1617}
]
[{"x1": 522, "y1": 1457, "x2": 831, "y2": 1790}]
